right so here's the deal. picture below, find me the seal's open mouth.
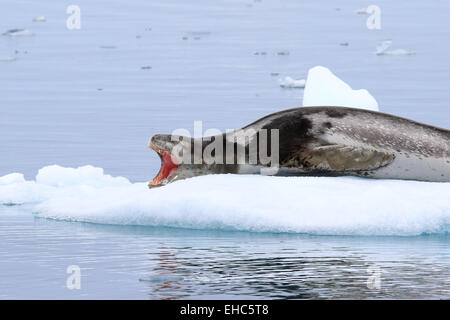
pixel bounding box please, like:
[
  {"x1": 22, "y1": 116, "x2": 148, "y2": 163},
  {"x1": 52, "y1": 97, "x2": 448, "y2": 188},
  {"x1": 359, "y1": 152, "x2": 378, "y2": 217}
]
[{"x1": 149, "y1": 147, "x2": 179, "y2": 187}]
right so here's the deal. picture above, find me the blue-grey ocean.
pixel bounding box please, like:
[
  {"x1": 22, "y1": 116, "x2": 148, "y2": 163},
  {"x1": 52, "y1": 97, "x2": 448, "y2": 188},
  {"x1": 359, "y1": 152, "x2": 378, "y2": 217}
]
[{"x1": 0, "y1": 0, "x2": 449, "y2": 299}]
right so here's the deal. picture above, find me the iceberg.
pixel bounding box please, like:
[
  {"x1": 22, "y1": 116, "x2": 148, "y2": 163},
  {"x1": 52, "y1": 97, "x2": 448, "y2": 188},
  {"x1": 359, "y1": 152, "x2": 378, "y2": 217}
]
[{"x1": 302, "y1": 66, "x2": 379, "y2": 111}]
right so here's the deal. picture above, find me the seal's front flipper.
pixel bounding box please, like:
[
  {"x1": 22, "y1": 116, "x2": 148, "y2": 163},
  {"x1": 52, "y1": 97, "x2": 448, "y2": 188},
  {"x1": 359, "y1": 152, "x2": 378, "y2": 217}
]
[{"x1": 298, "y1": 144, "x2": 395, "y2": 172}]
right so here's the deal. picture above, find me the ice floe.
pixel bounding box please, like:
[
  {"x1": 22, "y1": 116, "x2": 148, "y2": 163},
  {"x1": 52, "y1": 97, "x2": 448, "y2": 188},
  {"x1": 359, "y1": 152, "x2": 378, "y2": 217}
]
[{"x1": 1, "y1": 165, "x2": 449, "y2": 236}]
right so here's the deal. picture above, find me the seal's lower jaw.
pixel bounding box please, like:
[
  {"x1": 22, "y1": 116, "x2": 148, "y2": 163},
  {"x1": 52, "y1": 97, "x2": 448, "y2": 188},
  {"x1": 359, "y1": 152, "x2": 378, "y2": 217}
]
[{"x1": 149, "y1": 148, "x2": 179, "y2": 188}]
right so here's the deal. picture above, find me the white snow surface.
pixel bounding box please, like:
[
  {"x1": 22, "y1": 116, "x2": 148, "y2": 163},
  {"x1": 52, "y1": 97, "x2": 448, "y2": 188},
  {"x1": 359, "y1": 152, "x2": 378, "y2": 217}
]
[{"x1": 1, "y1": 165, "x2": 449, "y2": 236}]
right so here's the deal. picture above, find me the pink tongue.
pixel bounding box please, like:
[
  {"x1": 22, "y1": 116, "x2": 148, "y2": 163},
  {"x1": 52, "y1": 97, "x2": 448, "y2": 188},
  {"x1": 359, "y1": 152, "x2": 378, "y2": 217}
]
[
  {"x1": 160, "y1": 151, "x2": 178, "y2": 178},
  {"x1": 151, "y1": 151, "x2": 178, "y2": 185}
]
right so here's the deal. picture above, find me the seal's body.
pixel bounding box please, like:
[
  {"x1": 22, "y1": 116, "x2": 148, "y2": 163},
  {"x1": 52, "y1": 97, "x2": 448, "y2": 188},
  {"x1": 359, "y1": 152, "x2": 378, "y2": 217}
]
[{"x1": 148, "y1": 107, "x2": 450, "y2": 187}]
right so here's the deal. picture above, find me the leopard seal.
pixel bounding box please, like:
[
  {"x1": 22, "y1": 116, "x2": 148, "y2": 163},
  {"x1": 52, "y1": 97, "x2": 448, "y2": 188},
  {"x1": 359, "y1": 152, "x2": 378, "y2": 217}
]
[{"x1": 148, "y1": 106, "x2": 450, "y2": 187}]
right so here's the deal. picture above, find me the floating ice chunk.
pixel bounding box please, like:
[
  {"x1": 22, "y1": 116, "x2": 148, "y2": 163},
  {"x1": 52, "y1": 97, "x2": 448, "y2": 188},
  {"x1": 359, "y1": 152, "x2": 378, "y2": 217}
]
[
  {"x1": 356, "y1": 8, "x2": 369, "y2": 14},
  {"x1": 2, "y1": 29, "x2": 34, "y2": 37},
  {"x1": 376, "y1": 40, "x2": 415, "y2": 56},
  {"x1": 302, "y1": 66, "x2": 379, "y2": 111},
  {"x1": 33, "y1": 16, "x2": 46, "y2": 22},
  {"x1": 0, "y1": 55, "x2": 16, "y2": 62},
  {"x1": 376, "y1": 40, "x2": 392, "y2": 55},
  {"x1": 279, "y1": 76, "x2": 306, "y2": 89},
  {"x1": 186, "y1": 31, "x2": 210, "y2": 40},
  {"x1": 1, "y1": 165, "x2": 449, "y2": 236}
]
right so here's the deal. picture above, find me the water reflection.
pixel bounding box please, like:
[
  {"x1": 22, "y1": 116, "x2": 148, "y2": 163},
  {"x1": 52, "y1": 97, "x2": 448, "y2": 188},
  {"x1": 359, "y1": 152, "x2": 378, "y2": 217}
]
[
  {"x1": 139, "y1": 239, "x2": 450, "y2": 299},
  {"x1": 1, "y1": 207, "x2": 449, "y2": 299}
]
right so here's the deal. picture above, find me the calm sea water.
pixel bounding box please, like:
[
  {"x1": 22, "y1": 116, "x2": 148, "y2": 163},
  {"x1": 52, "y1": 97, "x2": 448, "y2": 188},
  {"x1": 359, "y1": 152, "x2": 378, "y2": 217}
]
[{"x1": 1, "y1": 0, "x2": 449, "y2": 299}]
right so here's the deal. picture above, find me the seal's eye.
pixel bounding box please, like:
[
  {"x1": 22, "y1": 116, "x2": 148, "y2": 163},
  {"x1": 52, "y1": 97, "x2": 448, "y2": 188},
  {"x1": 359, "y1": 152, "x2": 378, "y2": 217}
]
[{"x1": 149, "y1": 149, "x2": 179, "y2": 187}]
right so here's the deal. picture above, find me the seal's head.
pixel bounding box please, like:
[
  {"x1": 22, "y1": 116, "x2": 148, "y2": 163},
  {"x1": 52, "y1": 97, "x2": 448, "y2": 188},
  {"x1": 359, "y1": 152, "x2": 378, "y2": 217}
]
[
  {"x1": 148, "y1": 133, "x2": 241, "y2": 188},
  {"x1": 148, "y1": 134, "x2": 183, "y2": 188}
]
